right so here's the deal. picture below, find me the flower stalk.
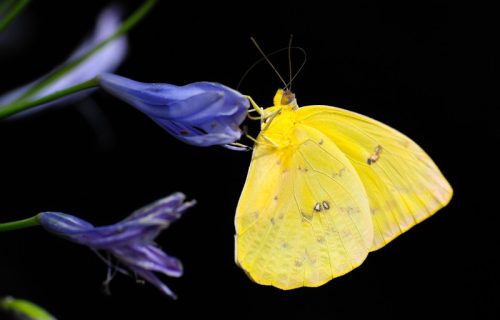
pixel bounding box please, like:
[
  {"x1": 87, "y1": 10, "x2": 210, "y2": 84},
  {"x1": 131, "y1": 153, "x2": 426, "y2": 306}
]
[
  {"x1": 0, "y1": 78, "x2": 99, "y2": 119},
  {"x1": 0, "y1": 215, "x2": 39, "y2": 232},
  {"x1": 0, "y1": 0, "x2": 31, "y2": 33}
]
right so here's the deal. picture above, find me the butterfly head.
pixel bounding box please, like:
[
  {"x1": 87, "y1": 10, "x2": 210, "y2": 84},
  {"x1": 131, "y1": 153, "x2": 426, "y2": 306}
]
[{"x1": 273, "y1": 88, "x2": 298, "y2": 109}]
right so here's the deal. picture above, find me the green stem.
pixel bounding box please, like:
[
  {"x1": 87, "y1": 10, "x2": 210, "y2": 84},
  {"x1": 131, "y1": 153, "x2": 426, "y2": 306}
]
[
  {"x1": 0, "y1": 78, "x2": 99, "y2": 119},
  {"x1": 17, "y1": 0, "x2": 157, "y2": 101},
  {"x1": 0, "y1": 0, "x2": 31, "y2": 33},
  {"x1": 0, "y1": 215, "x2": 39, "y2": 232},
  {"x1": 1, "y1": 296, "x2": 55, "y2": 320}
]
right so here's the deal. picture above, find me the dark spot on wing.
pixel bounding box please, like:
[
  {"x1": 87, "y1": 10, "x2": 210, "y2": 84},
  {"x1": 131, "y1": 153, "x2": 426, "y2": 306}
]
[
  {"x1": 314, "y1": 202, "x2": 322, "y2": 212},
  {"x1": 333, "y1": 167, "x2": 346, "y2": 178},
  {"x1": 367, "y1": 145, "x2": 383, "y2": 165},
  {"x1": 322, "y1": 201, "x2": 330, "y2": 210}
]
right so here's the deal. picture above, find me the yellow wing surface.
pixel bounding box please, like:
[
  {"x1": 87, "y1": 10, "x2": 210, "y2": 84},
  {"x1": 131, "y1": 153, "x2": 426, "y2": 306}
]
[
  {"x1": 235, "y1": 93, "x2": 453, "y2": 289},
  {"x1": 298, "y1": 106, "x2": 453, "y2": 249}
]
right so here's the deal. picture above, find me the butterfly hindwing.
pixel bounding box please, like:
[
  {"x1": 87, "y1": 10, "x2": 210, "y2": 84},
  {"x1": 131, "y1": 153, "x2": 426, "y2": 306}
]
[{"x1": 235, "y1": 122, "x2": 372, "y2": 289}]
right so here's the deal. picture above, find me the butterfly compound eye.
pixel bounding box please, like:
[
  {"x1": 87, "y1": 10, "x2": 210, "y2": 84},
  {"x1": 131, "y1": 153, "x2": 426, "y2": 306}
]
[{"x1": 281, "y1": 90, "x2": 296, "y2": 105}]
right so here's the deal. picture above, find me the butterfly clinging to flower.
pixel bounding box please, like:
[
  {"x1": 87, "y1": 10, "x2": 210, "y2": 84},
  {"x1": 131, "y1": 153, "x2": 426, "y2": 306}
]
[{"x1": 234, "y1": 40, "x2": 452, "y2": 290}]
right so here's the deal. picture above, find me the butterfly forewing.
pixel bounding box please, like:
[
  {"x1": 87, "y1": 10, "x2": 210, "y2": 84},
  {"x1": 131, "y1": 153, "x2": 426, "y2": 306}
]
[{"x1": 297, "y1": 106, "x2": 453, "y2": 250}]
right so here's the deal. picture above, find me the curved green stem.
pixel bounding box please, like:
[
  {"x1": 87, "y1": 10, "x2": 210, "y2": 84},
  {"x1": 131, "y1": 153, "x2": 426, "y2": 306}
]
[
  {"x1": 17, "y1": 0, "x2": 157, "y2": 101},
  {"x1": 0, "y1": 215, "x2": 39, "y2": 232},
  {"x1": 1, "y1": 296, "x2": 55, "y2": 320},
  {"x1": 0, "y1": 78, "x2": 99, "y2": 119},
  {"x1": 0, "y1": 0, "x2": 31, "y2": 33}
]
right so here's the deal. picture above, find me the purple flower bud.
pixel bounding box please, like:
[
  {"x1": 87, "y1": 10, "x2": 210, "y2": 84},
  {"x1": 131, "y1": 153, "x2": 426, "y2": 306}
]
[
  {"x1": 38, "y1": 192, "x2": 195, "y2": 299},
  {"x1": 99, "y1": 73, "x2": 250, "y2": 150}
]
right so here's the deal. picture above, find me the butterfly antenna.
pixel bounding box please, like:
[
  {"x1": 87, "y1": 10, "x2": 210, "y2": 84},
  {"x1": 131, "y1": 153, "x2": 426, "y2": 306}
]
[
  {"x1": 250, "y1": 37, "x2": 288, "y2": 88},
  {"x1": 285, "y1": 46, "x2": 307, "y2": 88},
  {"x1": 288, "y1": 34, "x2": 294, "y2": 91},
  {"x1": 237, "y1": 46, "x2": 304, "y2": 90}
]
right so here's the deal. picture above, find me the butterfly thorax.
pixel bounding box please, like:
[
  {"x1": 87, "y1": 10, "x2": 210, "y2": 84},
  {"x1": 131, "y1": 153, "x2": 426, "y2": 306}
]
[{"x1": 261, "y1": 88, "x2": 299, "y2": 125}]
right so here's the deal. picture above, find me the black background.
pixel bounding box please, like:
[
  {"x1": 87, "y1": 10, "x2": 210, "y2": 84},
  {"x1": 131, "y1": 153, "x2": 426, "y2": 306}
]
[{"x1": 0, "y1": 1, "x2": 496, "y2": 319}]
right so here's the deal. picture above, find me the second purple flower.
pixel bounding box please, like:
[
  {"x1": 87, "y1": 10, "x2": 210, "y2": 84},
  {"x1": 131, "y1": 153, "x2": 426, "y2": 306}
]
[{"x1": 38, "y1": 192, "x2": 195, "y2": 299}]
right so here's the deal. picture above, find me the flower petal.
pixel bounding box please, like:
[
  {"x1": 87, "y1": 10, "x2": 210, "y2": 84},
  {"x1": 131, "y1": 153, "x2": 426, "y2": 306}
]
[
  {"x1": 129, "y1": 267, "x2": 178, "y2": 299},
  {"x1": 38, "y1": 212, "x2": 94, "y2": 235},
  {"x1": 39, "y1": 212, "x2": 160, "y2": 247},
  {"x1": 99, "y1": 73, "x2": 202, "y2": 108},
  {"x1": 40, "y1": 194, "x2": 196, "y2": 248},
  {"x1": 127, "y1": 192, "x2": 193, "y2": 222},
  {"x1": 113, "y1": 244, "x2": 183, "y2": 277}
]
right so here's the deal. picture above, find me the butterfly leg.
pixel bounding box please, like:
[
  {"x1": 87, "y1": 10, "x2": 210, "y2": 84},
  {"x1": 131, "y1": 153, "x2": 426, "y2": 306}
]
[
  {"x1": 226, "y1": 142, "x2": 252, "y2": 151},
  {"x1": 260, "y1": 134, "x2": 279, "y2": 148},
  {"x1": 262, "y1": 108, "x2": 282, "y2": 131},
  {"x1": 247, "y1": 110, "x2": 262, "y2": 120},
  {"x1": 244, "y1": 132, "x2": 278, "y2": 148},
  {"x1": 245, "y1": 95, "x2": 264, "y2": 115}
]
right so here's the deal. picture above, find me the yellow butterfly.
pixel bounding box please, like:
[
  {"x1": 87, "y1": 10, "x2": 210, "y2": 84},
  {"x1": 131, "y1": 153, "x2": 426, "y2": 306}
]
[{"x1": 235, "y1": 88, "x2": 453, "y2": 290}]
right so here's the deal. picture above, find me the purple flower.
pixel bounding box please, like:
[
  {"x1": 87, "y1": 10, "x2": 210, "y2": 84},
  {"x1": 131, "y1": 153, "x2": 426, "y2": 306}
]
[
  {"x1": 99, "y1": 73, "x2": 250, "y2": 150},
  {"x1": 38, "y1": 192, "x2": 195, "y2": 299},
  {"x1": 0, "y1": 5, "x2": 128, "y2": 117}
]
